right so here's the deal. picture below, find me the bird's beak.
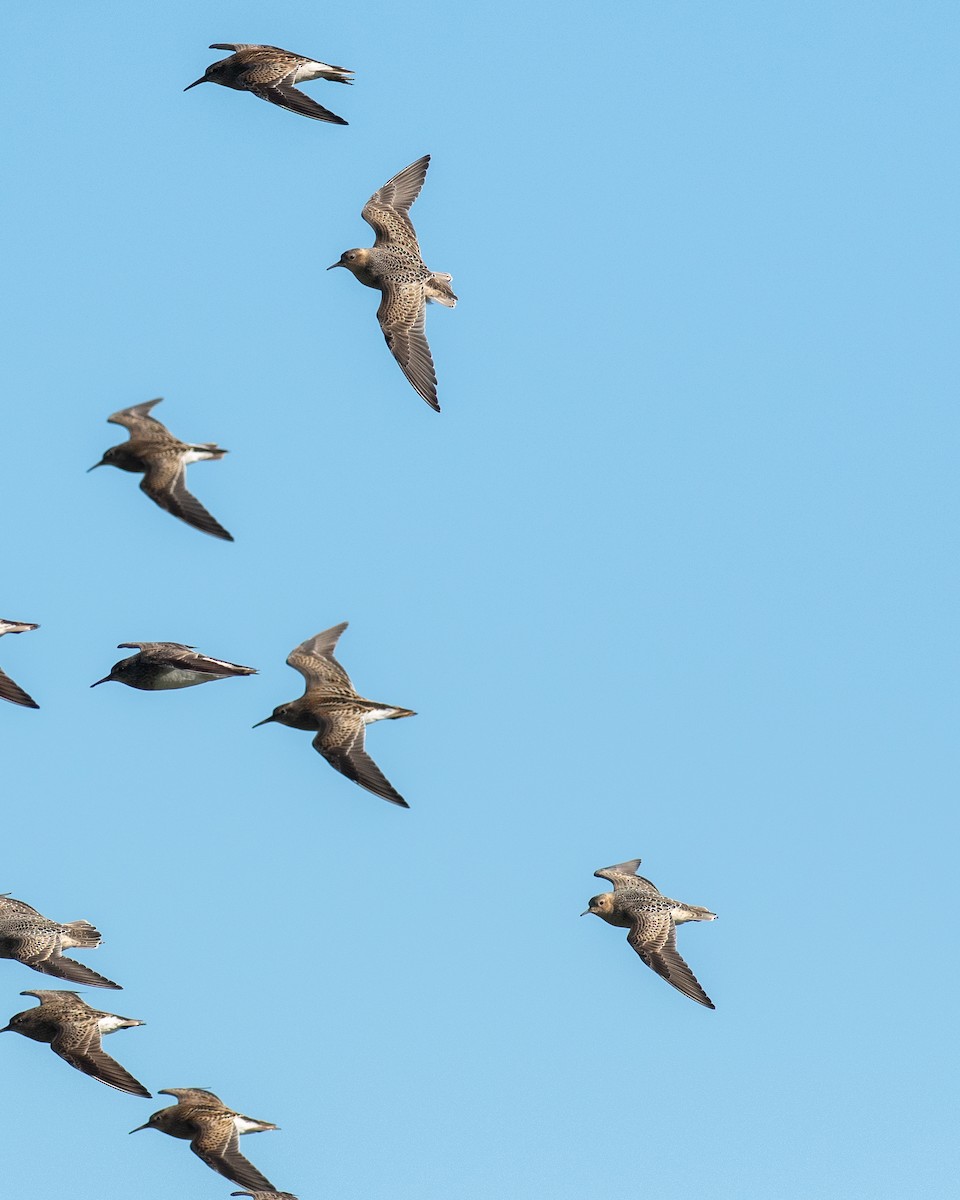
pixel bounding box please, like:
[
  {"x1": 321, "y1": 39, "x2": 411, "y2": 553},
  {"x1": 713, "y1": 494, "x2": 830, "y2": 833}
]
[
  {"x1": 90, "y1": 676, "x2": 112, "y2": 688},
  {"x1": 0, "y1": 1025, "x2": 12, "y2": 1033},
  {"x1": 128, "y1": 1123, "x2": 150, "y2": 1134},
  {"x1": 580, "y1": 909, "x2": 594, "y2": 917},
  {"x1": 87, "y1": 461, "x2": 105, "y2": 473},
  {"x1": 326, "y1": 261, "x2": 344, "y2": 270},
  {"x1": 184, "y1": 77, "x2": 207, "y2": 91},
  {"x1": 252, "y1": 715, "x2": 275, "y2": 728}
]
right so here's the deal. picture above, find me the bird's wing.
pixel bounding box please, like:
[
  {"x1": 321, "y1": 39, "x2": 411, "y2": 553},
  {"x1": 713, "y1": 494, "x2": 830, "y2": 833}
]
[
  {"x1": 120, "y1": 643, "x2": 253, "y2": 674},
  {"x1": 160, "y1": 1087, "x2": 224, "y2": 1103},
  {"x1": 362, "y1": 155, "x2": 430, "y2": 252},
  {"x1": 247, "y1": 74, "x2": 347, "y2": 125},
  {"x1": 286, "y1": 623, "x2": 354, "y2": 692},
  {"x1": 312, "y1": 714, "x2": 409, "y2": 807},
  {"x1": 20, "y1": 946, "x2": 121, "y2": 990},
  {"x1": 52, "y1": 1022, "x2": 151, "y2": 1097},
  {"x1": 19, "y1": 988, "x2": 84, "y2": 1008},
  {"x1": 595, "y1": 861, "x2": 662, "y2": 895},
  {"x1": 377, "y1": 281, "x2": 438, "y2": 410},
  {"x1": 0, "y1": 895, "x2": 43, "y2": 919},
  {"x1": 628, "y1": 917, "x2": 715, "y2": 1009},
  {"x1": 0, "y1": 667, "x2": 38, "y2": 709},
  {"x1": 191, "y1": 1115, "x2": 277, "y2": 1191},
  {"x1": 140, "y1": 456, "x2": 233, "y2": 541},
  {"x1": 106, "y1": 399, "x2": 169, "y2": 440}
]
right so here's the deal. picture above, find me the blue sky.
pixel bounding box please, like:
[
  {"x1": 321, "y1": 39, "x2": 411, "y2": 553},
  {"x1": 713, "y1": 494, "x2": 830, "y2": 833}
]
[{"x1": 2, "y1": 2, "x2": 958, "y2": 1197}]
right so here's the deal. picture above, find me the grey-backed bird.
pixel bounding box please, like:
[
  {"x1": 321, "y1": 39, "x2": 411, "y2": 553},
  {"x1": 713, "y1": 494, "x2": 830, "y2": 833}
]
[
  {"x1": 2, "y1": 989, "x2": 150, "y2": 1096},
  {"x1": 254, "y1": 622, "x2": 415, "y2": 807},
  {"x1": 328, "y1": 155, "x2": 456, "y2": 410},
  {"x1": 583, "y1": 859, "x2": 717, "y2": 1009},
  {"x1": 0, "y1": 618, "x2": 39, "y2": 708},
  {"x1": 89, "y1": 398, "x2": 233, "y2": 541},
  {"x1": 0, "y1": 894, "x2": 121, "y2": 989},
  {"x1": 91, "y1": 642, "x2": 256, "y2": 690},
  {"x1": 131, "y1": 1088, "x2": 278, "y2": 1191},
  {"x1": 186, "y1": 44, "x2": 352, "y2": 124}
]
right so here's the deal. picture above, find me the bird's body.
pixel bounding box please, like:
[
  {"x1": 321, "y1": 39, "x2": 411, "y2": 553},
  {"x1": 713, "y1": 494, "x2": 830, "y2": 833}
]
[
  {"x1": 2, "y1": 989, "x2": 150, "y2": 1096},
  {"x1": 0, "y1": 894, "x2": 120, "y2": 990},
  {"x1": 584, "y1": 859, "x2": 717, "y2": 1009},
  {"x1": 91, "y1": 641, "x2": 256, "y2": 691},
  {"x1": 254, "y1": 622, "x2": 415, "y2": 807},
  {"x1": 90, "y1": 399, "x2": 233, "y2": 541},
  {"x1": 0, "y1": 619, "x2": 39, "y2": 708},
  {"x1": 329, "y1": 155, "x2": 456, "y2": 410},
  {"x1": 186, "y1": 44, "x2": 352, "y2": 124},
  {"x1": 132, "y1": 1089, "x2": 278, "y2": 1192}
]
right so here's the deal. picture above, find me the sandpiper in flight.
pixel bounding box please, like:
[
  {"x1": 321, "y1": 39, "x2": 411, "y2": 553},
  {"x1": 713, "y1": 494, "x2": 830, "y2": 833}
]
[
  {"x1": 131, "y1": 1088, "x2": 278, "y2": 1192},
  {"x1": 328, "y1": 155, "x2": 456, "y2": 411},
  {"x1": 0, "y1": 894, "x2": 121, "y2": 990},
  {"x1": 185, "y1": 44, "x2": 353, "y2": 124},
  {"x1": 583, "y1": 859, "x2": 717, "y2": 1009},
  {"x1": 89, "y1": 398, "x2": 233, "y2": 541},
  {"x1": 2, "y1": 990, "x2": 150, "y2": 1097},
  {"x1": 91, "y1": 642, "x2": 256, "y2": 690},
  {"x1": 0, "y1": 619, "x2": 39, "y2": 708},
  {"x1": 253, "y1": 622, "x2": 415, "y2": 807}
]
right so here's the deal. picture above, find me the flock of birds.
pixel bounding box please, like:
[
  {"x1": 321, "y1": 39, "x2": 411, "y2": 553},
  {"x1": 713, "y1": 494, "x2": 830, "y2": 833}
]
[{"x1": 1, "y1": 39, "x2": 717, "y2": 1199}]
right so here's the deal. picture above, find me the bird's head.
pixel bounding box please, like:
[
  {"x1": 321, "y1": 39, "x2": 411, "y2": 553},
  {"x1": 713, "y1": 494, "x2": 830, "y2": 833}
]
[
  {"x1": 581, "y1": 892, "x2": 615, "y2": 918},
  {"x1": 327, "y1": 248, "x2": 371, "y2": 276}
]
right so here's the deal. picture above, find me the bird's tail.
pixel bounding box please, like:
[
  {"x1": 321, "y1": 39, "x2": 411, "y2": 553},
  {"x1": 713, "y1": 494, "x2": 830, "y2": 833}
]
[
  {"x1": 675, "y1": 904, "x2": 717, "y2": 924},
  {"x1": 426, "y1": 273, "x2": 457, "y2": 307},
  {"x1": 184, "y1": 443, "x2": 228, "y2": 462},
  {"x1": 61, "y1": 920, "x2": 102, "y2": 949}
]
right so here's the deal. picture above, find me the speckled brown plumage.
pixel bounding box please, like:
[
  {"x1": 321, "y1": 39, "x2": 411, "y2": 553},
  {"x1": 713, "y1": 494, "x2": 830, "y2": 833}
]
[
  {"x1": 584, "y1": 859, "x2": 717, "y2": 1009},
  {"x1": 253, "y1": 622, "x2": 415, "y2": 807},
  {"x1": 131, "y1": 1088, "x2": 278, "y2": 1191},
  {"x1": 185, "y1": 44, "x2": 352, "y2": 124},
  {"x1": 89, "y1": 398, "x2": 233, "y2": 541},
  {"x1": 2, "y1": 989, "x2": 150, "y2": 1096},
  {"x1": 0, "y1": 894, "x2": 121, "y2": 990},
  {"x1": 328, "y1": 155, "x2": 456, "y2": 410}
]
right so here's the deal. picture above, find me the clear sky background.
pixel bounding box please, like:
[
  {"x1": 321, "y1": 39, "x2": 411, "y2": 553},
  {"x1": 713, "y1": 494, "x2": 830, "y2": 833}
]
[{"x1": 1, "y1": 2, "x2": 958, "y2": 1197}]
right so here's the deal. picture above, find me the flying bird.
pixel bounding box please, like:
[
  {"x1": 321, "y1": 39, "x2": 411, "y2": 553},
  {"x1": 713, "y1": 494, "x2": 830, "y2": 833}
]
[
  {"x1": 185, "y1": 44, "x2": 352, "y2": 124},
  {"x1": 91, "y1": 642, "x2": 256, "y2": 691},
  {"x1": 89, "y1": 398, "x2": 233, "y2": 541},
  {"x1": 0, "y1": 894, "x2": 121, "y2": 990},
  {"x1": 2, "y1": 989, "x2": 150, "y2": 1097},
  {"x1": 132, "y1": 1088, "x2": 278, "y2": 1192},
  {"x1": 328, "y1": 155, "x2": 456, "y2": 410},
  {"x1": 0, "y1": 619, "x2": 40, "y2": 708},
  {"x1": 583, "y1": 859, "x2": 717, "y2": 1009},
  {"x1": 254, "y1": 622, "x2": 415, "y2": 807}
]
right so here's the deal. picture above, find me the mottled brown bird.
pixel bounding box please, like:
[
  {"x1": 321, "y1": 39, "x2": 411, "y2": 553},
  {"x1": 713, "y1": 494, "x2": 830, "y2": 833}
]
[
  {"x1": 583, "y1": 859, "x2": 717, "y2": 1009},
  {"x1": 89, "y1": 398, "x2": 233, "y2": 541},
  {"x1": 132, "y1": 1088, "x2": 278, "y2": 1191},
  {"x1": 0, "y1": 894, "x2": 121, "y2": 990},
  {"x1": 328, "y1": 155, "x2": 456, "y2": 411},
  {"x1": 253, "y1": 622, "x2": 415, "y2": 807},
  {"x1": 1, "y1": 989, "x2": 150, "y2": 1097},
  {"x1": 185, "y1": 44, "x2": 352, "y2": 124}
]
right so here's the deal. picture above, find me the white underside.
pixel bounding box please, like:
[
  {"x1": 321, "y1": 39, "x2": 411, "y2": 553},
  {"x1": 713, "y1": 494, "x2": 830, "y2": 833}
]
[
  {"x1": 98, "y1": 1015, "x2": 135, "y2": 1034},
  {"x1": 152, "y1": 669, "x2": 223, "y2": 689}
]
